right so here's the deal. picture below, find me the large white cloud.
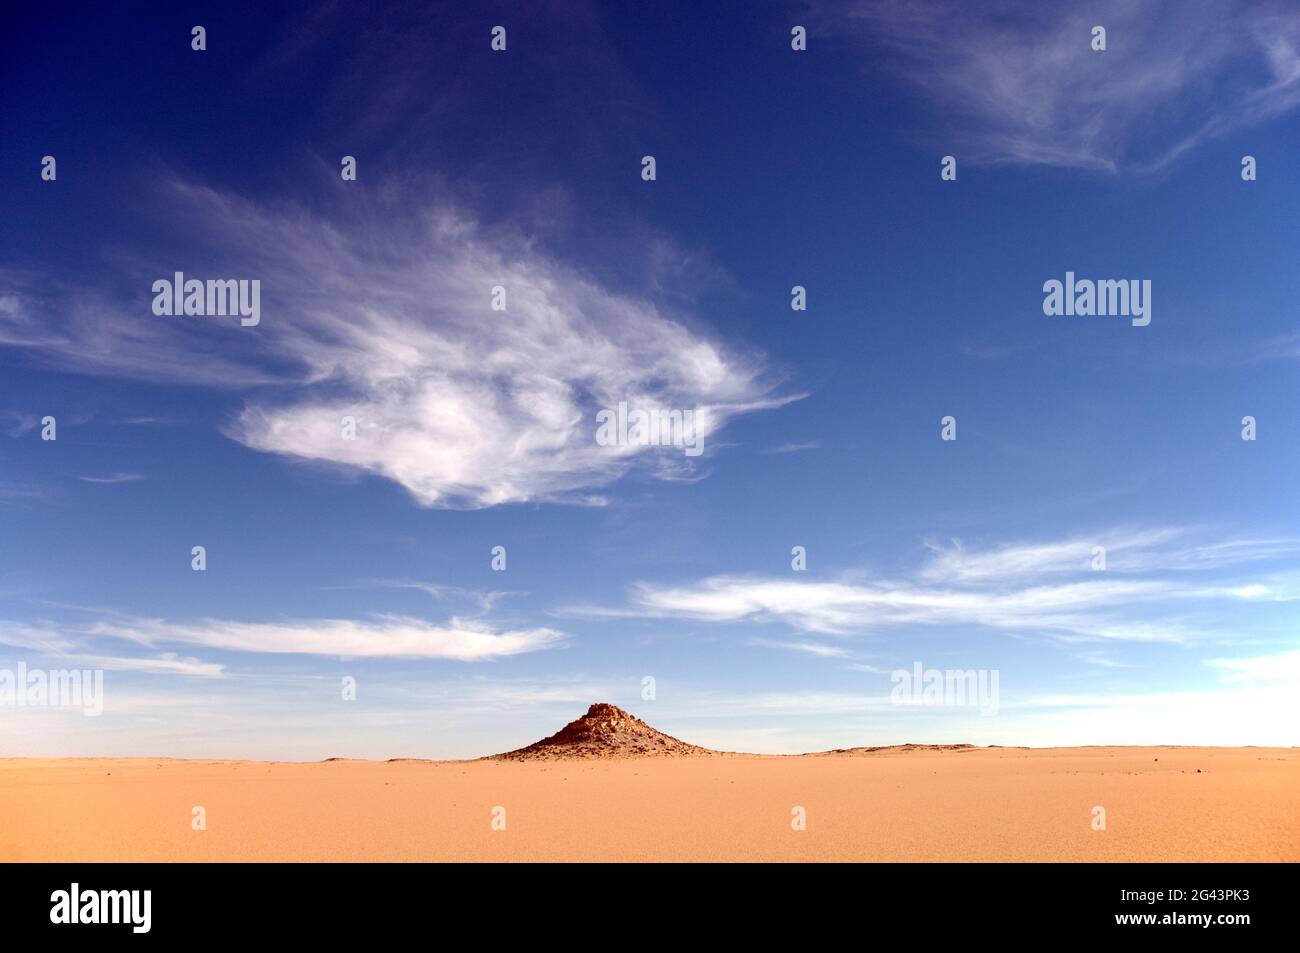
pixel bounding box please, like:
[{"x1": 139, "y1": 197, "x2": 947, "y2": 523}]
[{"x1": 0, "y1": 182, "x2": 792, "y2": 508}]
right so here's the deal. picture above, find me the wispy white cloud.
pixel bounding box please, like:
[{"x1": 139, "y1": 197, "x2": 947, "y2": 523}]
[
  {"x1": 919, "y1": 527, "x2": 1300, "y2": 582},
  {"x1": 0, "y1": 624, "x2": 226, "y2": 677},
  {"x1": 0, "y1": 623, "x2": 74, "y2": 653},
  {"x1": 599, "y1": 574, "x2": 1234, "y2": 641},
  {"x1": 1208, "y1": 647, "x2": 1300, "y2": 683},
  {"x1": 1, "y1": 612, "x2": 565, "y2": 663},
  {"x1": 0, "y1": 482, "x2": 49, "y2": 501},
  {"x1": 750, "y1": 638, "x2": 855, "y2": 659},
  {"x1": 1073, "y1": 650, "x2": 1132, "y2": 669},
  {"x1": 330, "y1": 579, "x2": 515, "y2": 615},
  {"x1": 78, "y1": 472, "x2": 145, "y2": 485},
  {"x1": 843, "y1": 0, "x2": 1300, "y2": 171},
  {"x1": 84, "y1": 614, "x2": 564, "y2": 661},
  {"x1": 118, "y1": 415, "x2": 182, "y2": 426},
  {"x1": 568, "y1": 527, "x2": 1298, "y2": 644},
  {"x1": 1, "y1": 410, "x2": 41, "y2": 437},
  {"x1": 762, "y1": 441, "x2": 821, "y2": 455},
  {"x1": 59, "y1": 653, "x2": 225, "y2": 677},
  {"x1": 0, "y1": 182, "x2": 792, "y2": 509}
]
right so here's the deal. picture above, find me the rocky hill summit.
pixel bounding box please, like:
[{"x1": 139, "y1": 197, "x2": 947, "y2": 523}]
[{"x1": 489, "y1": 703, "x2": 716, "y2": 760}]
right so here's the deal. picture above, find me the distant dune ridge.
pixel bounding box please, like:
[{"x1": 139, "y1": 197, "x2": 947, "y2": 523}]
[{"x1": 488, "y1": 702, "x2": 717, "y2": 760}]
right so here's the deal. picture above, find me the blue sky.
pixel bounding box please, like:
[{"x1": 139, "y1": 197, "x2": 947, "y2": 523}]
[{"x1": 2, "y1": 1, "x2": 1299, "y2": 758}]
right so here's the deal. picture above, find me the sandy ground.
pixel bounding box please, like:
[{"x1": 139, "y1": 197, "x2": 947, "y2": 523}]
[{"x1": 2, "y1": 746, "x2": 1297, "y2": 861}]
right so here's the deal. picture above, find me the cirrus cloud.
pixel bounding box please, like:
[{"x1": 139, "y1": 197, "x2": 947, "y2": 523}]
[
  {"x1": 842, "y1": 0, "x2": 1300, "y2": 172},
  {"x1": 566, "y1": 526, "x2": 1300, "y2": 644},
  {"x1": 85, "y1": 613, "x2": 565, "y2": 661},
  {"x1": 0, "y1": 180, "x2": 794, "y2": 508}
]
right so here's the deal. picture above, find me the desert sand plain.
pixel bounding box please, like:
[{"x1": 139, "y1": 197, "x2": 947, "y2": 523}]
[{"x1": 2, "y1": 705, "x2": 1297, "y2": 862}]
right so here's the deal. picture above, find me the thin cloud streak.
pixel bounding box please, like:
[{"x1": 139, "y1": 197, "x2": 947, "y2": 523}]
[
  {"x1": 79, "y1": 472, "x2": 146, "y2": 484},
  {"x1": 1, "y1": 614, "x2": 565, "y2": 663},
  {"x1": 567, "y1": 527, "x2": 1298, "y2": 644},
  {"x1": 85, "y1": 614, "x2": 566, "y2": 661},
  {"x1": 919, "y1": 527, "x2": 1300, "y2": 582}
]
